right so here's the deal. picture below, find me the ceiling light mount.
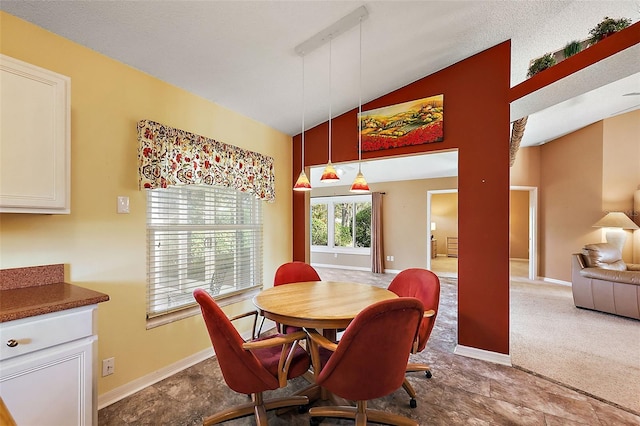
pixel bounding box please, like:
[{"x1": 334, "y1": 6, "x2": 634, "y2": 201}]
[{"x1": 294, "y1": 6, "x2": 369, "y2": 56}]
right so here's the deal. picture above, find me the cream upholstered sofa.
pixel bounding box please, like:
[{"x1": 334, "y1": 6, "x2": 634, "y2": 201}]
[{"x1": 571, "y1": 243, "x2": 640, "y2": 320}]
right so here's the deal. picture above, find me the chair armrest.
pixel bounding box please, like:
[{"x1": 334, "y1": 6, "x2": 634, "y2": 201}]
[
  {"x1": 305, "y1": 328, "x2": 338, "y2": 379},
  {"x1": 580, "y1": 268, "x2": 640, "y2": 285},
  {"x1": 410, "y1": 309, "x2": 436, "y2": 353},
  {"x1": 229, "y1": 310, "x2": 259, "y2": 340},
  {"x1": 242, "y1": 330, "x2": 308, "y2": 350},
  {"x1": 243, "y1": 330, "x2": 309, "y2": 387},
  {"x1": 305, "y1": 328, "x2": 338, "y2": 352},
  {"x1": 424, "y1": 309, "x2": 436, "y2": 318}
]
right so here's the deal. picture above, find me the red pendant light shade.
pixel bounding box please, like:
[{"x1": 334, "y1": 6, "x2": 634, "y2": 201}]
[
  {"x1": 321, "y1": 162, "x2": 340, "y2": 182},
  {"x1": 293, "y1": 170, "x2": 311, "y2": 191},
  {"x1": 350, "y1": 169, "x2": 370, "y2": 193}
]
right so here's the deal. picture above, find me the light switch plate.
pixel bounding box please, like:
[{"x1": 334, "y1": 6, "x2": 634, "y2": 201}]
[{"x1": 117, "y1": 196, "x2": 130, "y2": 214}]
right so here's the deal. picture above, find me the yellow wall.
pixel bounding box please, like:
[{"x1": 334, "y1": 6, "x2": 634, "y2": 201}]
[{"x1": 0, "y1": 13, "x2": 293, "y2": 395}]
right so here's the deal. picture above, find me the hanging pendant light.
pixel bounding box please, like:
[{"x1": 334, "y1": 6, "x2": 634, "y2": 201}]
[
  {"x1": 321, "y1": 38, "x2": 340, "y2": 182},
  {"x1": 350, "y1": 17, "x2": 370, "y2": 193},
  {"x1": 293, "y1": 54, "x2": 312, "y2": 191}
]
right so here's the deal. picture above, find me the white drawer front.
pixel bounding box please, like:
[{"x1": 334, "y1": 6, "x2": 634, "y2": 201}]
[{"x1": 0, "y1": 306, "x2": 95, "y2": 361}]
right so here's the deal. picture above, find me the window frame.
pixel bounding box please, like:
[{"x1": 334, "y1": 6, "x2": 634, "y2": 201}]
[
  {"x1": 145, "y1": 185, "x2": 263, "y2": 327},
  {"x1": 310, "y1": 194, "x2": 372, "y2": 256}
]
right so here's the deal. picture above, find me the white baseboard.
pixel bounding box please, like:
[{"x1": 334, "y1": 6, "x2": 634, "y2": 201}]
[
  {"x1": 454, "y1": 344, "x2": 512, "y2": 366},
  {"x1": 541, "y1": 277, "x2": 571, "y2": 286},
  {"x1": 311, "y1": 263, "x2": 371, "y2": 272},
  {"x1": 97, "y1": 347, "x2": 214, "y2": 409},
  {"x1": 96, "y1": 325, "x2": 268, "y2": 410},
  {"x1": 384, "y1": 268, "x2": 401, "y2": 274}
]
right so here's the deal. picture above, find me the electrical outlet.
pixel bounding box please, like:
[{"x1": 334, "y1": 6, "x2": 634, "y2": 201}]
[
  {"x1": 102, "y1": 357, "x2": 115, "y2": 376},
  {"x1": 390, "y1": 256, "x2": 394, "y2": 261}
]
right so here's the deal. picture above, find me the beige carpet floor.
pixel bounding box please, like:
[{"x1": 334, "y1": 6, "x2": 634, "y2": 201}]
[
  {"x1": 432, "y1": 256, "x2": 640, "y2": 413},
  {"x1": 509, "y1": 278, "x2": 640, "y2": 414}
]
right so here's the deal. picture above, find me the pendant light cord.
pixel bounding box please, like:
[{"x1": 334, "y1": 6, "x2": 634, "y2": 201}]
[
  {"x1": 328, "y1": 37, "x2": 332, "y2": 164},
  {"x1": 358, "y1": 18, "x2": 362, "y2": 169},
  {"x1": 301, "y1": 54, "x2": 305, "y2": 171}
]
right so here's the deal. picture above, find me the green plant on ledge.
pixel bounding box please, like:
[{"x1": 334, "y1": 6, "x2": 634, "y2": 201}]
[
  {"x1": 562, "y1": 40, "x2": 583, "y2": 59},
  {"x1": 527, "y1": 53, "x2": 556, "y2": 78},
  {"x1": 588, "y1": 16, "x2": 632, "y2": 44}
]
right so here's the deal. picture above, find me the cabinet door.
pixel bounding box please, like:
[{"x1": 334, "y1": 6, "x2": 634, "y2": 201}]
[
  {"x1": 0, "y1": 54, "x2": 70, "y2": 213},
  {"x1": 0, "y1": 337, "x2": 95, "y2": 426}
]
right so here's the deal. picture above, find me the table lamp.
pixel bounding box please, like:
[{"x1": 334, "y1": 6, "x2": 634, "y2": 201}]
[{"x1": 592, "y1": 212, "x2": 639, "y2": 253}]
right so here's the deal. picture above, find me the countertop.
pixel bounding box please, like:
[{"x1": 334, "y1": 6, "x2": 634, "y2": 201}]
[{"x1": 0, "y1": 264, "x2": 109, "y2": 323}]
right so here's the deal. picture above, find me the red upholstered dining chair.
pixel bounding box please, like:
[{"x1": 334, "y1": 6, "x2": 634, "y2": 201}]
[
  {"x1": 307, "y1": 298, "x2": 424, "y2": 426},
  {"x1": 388, "y1": 268, "x2": 440, "y2": 408},
  {"x1": 193, "y1": 289, "x2": 310, "y2": 426},
  {"x1": 270, "y1": 261, "x2": 321, "y2": 334}
]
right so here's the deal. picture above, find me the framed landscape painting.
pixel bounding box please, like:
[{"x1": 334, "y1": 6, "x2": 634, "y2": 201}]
[{"x1": 359, "y1": 94, "x2": 443, "y2": 151}]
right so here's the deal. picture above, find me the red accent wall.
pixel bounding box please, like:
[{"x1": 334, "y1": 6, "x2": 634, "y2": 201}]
[
  {"x1": 294, "y1": 41, "x2": 512, "y2": 354},
  {"x1": 292, "y1": 23, "x2": 639, "y2": 355}
]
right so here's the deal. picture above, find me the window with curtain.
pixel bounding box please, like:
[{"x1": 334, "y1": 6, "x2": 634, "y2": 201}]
[
  {"x1": 146, "y1": 185, "x2": 263, "y2": 320},
  {"x1": 311, "y1": 195, "x2": 371, "y2": 254}
]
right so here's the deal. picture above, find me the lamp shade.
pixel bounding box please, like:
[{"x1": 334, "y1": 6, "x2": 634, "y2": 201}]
[
  {"x1": 592, "y1": 212, "x2": 639, "y2": 230},
  {"x1": 293, "y1": 170, "x2": 311, "y2": 191},
  {"x1": 320, "y1": 162, "x2": 339, "y2": 182},
  {"x1": 349, "y1": 171, "x2": 370, "y2": 193}
]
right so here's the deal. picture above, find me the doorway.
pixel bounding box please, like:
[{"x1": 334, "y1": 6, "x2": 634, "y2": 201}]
[{"x1": 427, "y1": 186, "x2": 538, "y2": 280}]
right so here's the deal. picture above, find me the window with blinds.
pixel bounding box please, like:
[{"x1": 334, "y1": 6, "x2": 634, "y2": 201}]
[{"x1": 146, "y1": 185, "x2": 263, "y2": 319}]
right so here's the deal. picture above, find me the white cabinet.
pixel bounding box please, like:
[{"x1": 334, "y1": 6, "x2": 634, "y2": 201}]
[
  {"x1": 0, "y1": 54, "x2": 71, "y2": 214},
  {"x1": 0, "y1": 306, "x2": 97, "y2": 426}
]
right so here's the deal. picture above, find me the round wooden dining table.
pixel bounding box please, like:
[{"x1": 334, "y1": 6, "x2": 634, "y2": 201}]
[
  {"x1": 254, "y1": 280, "x2": 398, "y2": 406},
  {"x1": 253, "y1": 280, "x2": 397, "y2": 331}
]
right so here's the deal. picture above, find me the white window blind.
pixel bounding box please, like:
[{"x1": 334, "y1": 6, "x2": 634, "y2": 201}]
[{"x1": 146, "y1": 185, "x2": 263, "y2": 319}]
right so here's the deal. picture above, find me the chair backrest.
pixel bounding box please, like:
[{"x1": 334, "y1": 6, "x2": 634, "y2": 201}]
[
  {"x1": 315, "y1": 298, "x2": 423, "y2": 401},
  {"x1": 388, "y1": 268, "x2": 440, "y2": 352},
  {"x1": 274, "y1": 261, "x2": 321, "y2": 286},
  {"x1": 193, "y1": 289, "x2": 278, "y2": 394}
]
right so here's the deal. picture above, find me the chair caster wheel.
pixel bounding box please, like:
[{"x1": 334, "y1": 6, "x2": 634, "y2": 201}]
[
  {"x1": 298, "y1": 404, "x2": 309, "y2": 414},
  {"x1": 410, "y1": 398, "x2": 417, "y2": 408},
  {"x1": 425, "y1": 370, "x2": 432, "y2": 378},
  {"x1": 310, "y1": 416, "x2": 322, "y2": 426}
]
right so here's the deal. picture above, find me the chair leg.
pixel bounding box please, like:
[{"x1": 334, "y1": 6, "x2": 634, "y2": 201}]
[
  {"x1": 203, "y1": 392, "x2": 308, "y2": 425},
  {"x1": 309, "y1": 400, "x2": 418, "y2": 426},
  {"x1": 364, "y1": 407, "x2": 419, "y2": 426},
  {"x1": 403, "y1": 362, "x2": 432, "y2": 408},
  {"x1": 401, "y1": 377, "x2": 418, "y2": 408},
  {"x1": 203, "y1": 401, "x2": 257, "y2": 425},
  {"x1": 263, "y1": 395, "x2": 309, "y2": 411},
  {"x1": 407, "y1": 362, "x2": 432, "y2": 378},
  {"x1": 253, "y1": 396, "x2": 268, "y2": 426}
]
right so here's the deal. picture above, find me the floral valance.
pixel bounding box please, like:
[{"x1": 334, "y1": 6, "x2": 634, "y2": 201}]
[{"x1": 137, "y1": 120, "x2": 275, "y2": 202}]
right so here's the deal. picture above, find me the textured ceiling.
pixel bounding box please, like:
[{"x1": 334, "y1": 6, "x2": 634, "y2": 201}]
[{"x1": 2, "y1": 1, "x2": 638, "y2": 184}]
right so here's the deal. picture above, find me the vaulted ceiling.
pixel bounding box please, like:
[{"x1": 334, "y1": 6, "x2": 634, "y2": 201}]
[{"x1": 2, "y1": 1, "x2": 638, "y2": 184}]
